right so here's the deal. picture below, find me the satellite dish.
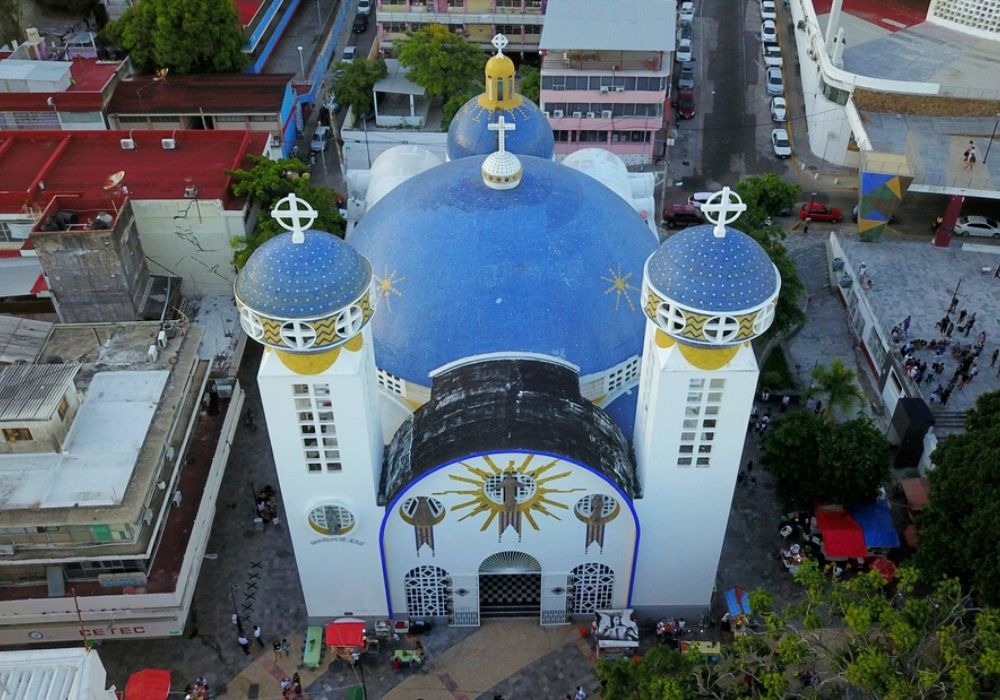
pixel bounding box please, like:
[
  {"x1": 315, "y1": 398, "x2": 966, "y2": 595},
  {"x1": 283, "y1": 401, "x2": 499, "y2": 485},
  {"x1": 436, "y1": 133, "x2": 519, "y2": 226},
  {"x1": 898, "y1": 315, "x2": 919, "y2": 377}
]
[{"x1": 103, "y1": 170, "x2": 126, "y2": 190}]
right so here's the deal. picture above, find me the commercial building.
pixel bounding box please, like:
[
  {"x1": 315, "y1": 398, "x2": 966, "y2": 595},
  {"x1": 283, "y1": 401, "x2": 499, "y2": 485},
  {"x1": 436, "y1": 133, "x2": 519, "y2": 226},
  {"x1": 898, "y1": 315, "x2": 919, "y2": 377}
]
[{"x1": 376, "y1": 0, "x2": 545, "y2": 52}]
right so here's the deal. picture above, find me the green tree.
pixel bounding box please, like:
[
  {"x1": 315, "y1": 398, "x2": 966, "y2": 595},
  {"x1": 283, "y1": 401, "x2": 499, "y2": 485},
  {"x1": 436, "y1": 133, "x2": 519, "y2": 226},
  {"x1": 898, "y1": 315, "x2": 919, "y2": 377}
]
[
  {"x1": 518, "y1": 64, "x2": 540, "y2": 104},
  {"x1": 0, "y1": 0, "x2": 23, "y2": 46},
  {"x1": 809, "y1": 358, "x2": 862, "y2": 421},
  {"x1": 228, "y1": 156, "x2": 344, "y2": 268},
  {"x1": 761, "y1": 411, "x2": 889, "y2": 506},
  {"x1": 915, "y1": 391, "x2": 1000, "y2": 606},
  {"x1": 103, "y1": 0, "x2": 245, "y2": 75},
  {"x1": 396, "y1": 24, "x2": 484, "y2": 101},
  {"x1": 330, "y1": 58, "x2": 387, "y2": 118},
  {"x1": 736, "y1": 173, "x2": 802, "y2": 231}
]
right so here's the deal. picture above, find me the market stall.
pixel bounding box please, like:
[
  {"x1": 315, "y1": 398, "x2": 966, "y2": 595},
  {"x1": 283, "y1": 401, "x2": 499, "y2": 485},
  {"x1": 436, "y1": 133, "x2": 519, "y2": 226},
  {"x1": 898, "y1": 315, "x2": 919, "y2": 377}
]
[
  {"x1": 592, "y1": 609, "x2": 639, "y2": 658},
  {"x1": 722, "y1": 586, "x2": 752, "y2": 635},
  {"x1": 848, "y1": 500, "x2": 900, "y2": 549},
  {"x1": 325, "y1": 618, "x2": 368, "y2": 664},
  {"x1": 814, "y1": 507, "x2": 867, "y2": 560},
  {"x1": 124, "y1": 669, "x2": 171, "y2": 700}
]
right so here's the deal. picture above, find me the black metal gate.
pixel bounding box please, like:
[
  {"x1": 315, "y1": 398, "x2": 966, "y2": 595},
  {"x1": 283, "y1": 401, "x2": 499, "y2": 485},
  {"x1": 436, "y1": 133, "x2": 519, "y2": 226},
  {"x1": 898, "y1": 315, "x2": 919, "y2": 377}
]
[{"x1": 478, "y1": 573, "x2": 541, "y2": 618}]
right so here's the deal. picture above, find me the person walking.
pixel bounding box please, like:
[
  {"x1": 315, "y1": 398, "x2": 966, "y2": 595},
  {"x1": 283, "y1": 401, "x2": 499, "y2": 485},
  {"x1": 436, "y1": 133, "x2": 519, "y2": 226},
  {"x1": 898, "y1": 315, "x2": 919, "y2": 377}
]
[
  {"x1": 272, "y1": 639, "x2": 282, "y2": 661},
  {"x1": 964, "y1": 142, "x2": 977, "y2": 170},
  {"x1": 281, "y1": 638, "x2": 291, "y2": 657},
  {"x1": 802, "y1": 217, "x2": 811, "y2": 235},
  {"x1": 992, "y1": 348, "x2": 999, "y2": 368},
  {"x1": 901, "y1": 314, "x2": 911, "y2": 335},
  {"x1": 575, "y1": 686, "x2": 588, "y2": 700},
  {"x1": 253, "y1": 624, "x2": 264, "y2": 647},
  {"x1": 238, "y1": 633, "x2": 251, "y2": 656}
]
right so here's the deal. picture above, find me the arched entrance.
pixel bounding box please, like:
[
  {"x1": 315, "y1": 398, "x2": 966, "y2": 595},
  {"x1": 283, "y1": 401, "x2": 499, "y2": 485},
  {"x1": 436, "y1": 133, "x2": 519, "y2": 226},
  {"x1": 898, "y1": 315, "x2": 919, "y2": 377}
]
[{"x1": 478, "y1": 551, "x2": 542, "y2": 618}]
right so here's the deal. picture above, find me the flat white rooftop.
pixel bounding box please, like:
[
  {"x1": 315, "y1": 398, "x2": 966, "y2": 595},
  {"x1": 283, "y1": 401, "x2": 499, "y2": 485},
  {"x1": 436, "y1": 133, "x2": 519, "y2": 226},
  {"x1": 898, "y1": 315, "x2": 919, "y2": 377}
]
[
  {"x1": 540, "y1": 0, "x2": 676, "y2": 53},
  {"x1": 0, "y1": 370, "x2": 168, "y2": 509},
  {"x1": 0, "y1": 647, "x2": 115, "y2": 700}
]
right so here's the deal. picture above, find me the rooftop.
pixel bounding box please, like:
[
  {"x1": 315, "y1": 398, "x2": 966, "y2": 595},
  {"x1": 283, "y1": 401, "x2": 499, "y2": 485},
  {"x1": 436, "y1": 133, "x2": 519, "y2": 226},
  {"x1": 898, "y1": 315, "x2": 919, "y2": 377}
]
[
  {"x1": 540, "y1": 0, "x2": 676, "y2": 53},
  {"x1": 0, "y1": 362, "x2": 79, "y2": 422},
  {"x1": 0, "y1": 316, "x2": 52, "y2": 365},
  {"x1": 107, "y1": 73, "x2": 292, "y2": 114},
  {"x1": 0, "y1": 647, "x2": 114, "y2": 700},
  {"x1": 0, "y1": 130, "x2": 270, "y2": 215},
  {"x1": 374, "y1": 59, "x2": 426, "y2": 96},
  {"x1": 0, "y1": 58, "x2": 122, "y2": 112}
]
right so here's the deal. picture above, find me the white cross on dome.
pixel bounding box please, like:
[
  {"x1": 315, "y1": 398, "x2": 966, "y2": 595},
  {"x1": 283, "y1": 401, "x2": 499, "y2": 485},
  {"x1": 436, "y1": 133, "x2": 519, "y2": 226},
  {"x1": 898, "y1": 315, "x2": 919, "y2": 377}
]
[
  {"x1": 271, "y1": 193, "x2": 318, "y2": 244},
  {"x1": 488, "y1": 115, "x2": 516, "y2": 153},
  {"x1": 700, "y1": 187, "x2": 747, "y2": 238},
  {"x1": 491, "y1": 33, "x2": 508, "y2": 56}
]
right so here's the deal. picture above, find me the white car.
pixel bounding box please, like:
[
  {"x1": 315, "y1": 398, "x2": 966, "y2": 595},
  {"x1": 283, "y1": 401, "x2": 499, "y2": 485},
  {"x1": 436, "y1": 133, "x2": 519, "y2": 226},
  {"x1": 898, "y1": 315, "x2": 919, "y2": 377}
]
[
  {"x1": 762, "y1": 41, "x2": 782, "y2": 67},
  {"x1": 679, "y1": 1, "x2": 695, "y2": 23},
  {"x1": 766, "y1": 66, "x2": 784, "y2": 96},
  {"x1": 341, "y1": 46, "x2": 357, "y2": 62},
  {"x1": 771, "y1": 128, "x2": 791, "y2": 158},
  {"x1": 760, "y1": 0, "x2": 777, "y2": 20},
  {"x1": 310, "y1": 125, "x2": 331, "y2": 154},
  {"x1": 770, "y1": 96, "x2": 787, "y2": 122},
  {"x1": 676, "y1": 38, "x2": 693, "y2": 63},
  {"x1": 357, "y1": 0, "x2": 372, "y2": 15},
  {"x1": 954, "y1": 215, "x2": 1000, "y2": 238},
  {"x1": 761, "y1": 19, "x2": 777, "y2": 43}
]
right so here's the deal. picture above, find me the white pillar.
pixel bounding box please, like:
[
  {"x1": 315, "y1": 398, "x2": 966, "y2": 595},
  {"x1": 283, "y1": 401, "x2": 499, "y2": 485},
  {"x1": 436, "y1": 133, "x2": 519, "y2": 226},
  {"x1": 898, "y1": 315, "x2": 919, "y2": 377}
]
[{"x1": 825, "y1": 0, "x2": 844, "y2": 55}]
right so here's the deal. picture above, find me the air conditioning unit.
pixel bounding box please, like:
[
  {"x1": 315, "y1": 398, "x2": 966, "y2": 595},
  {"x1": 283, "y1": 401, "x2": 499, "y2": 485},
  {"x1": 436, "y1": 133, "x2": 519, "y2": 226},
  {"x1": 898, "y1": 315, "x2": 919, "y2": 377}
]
[
  {"x1": 157, "y1": 329, "x2": 168, "y2": 348},
  {"x1": 164, "y1": 445, "x2": 176, "y2": 463},
  {"x1": 147, "y1": 344, "x2": 159, "y2": 363},
  {"x1": 572, "y1": 111, "x2": 582, "y2": 118},
  {"x1": 142, "y1": 507, "x2": 154, "y2": 525},
  {"x1": 600, "y1": 86, "x2": 609, "y2": 94},
  {"x1": 184, "y1": 185, "x2": 198, "y2": 198},
  {"x1": 120, "y1": 138, "x2": 136, "y2": 150},
  {"x1": 552, "y1": 109, "x2": 564, "y2": 118},
  {"x1": 161, "y1": 138, "x2": 176, "y2": 150},
  {"x1": 586, "y1": 111, "x2": 596, "y2": 119},
  {"x1": 542, "y1": 111, "x2": 550, "y2": 118},
  {"x1": 601, "y1": 109, "x2": 613, "y2": 118},
  {"x1": 270, "y1": 135, "x2": 280, "y2": 147},
  {"x1": 615, "y1": 86, "x2": 625, "y2": 92},
  {"x1": 0, "y1": 544, "x2": 14, "y2": 556}
]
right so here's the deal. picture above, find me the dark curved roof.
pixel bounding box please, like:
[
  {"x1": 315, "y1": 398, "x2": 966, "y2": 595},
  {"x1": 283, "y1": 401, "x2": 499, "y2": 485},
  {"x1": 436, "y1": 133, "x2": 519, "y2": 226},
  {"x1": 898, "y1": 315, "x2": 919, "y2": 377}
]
[{"x1": 379, "y1": 358, "x2": 639, "y2": 505}]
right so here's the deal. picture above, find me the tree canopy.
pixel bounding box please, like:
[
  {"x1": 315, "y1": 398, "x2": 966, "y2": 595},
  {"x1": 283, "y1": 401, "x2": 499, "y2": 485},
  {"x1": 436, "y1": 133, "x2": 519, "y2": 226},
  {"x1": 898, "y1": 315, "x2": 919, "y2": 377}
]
[
  {"x1": 761, "y1": 410, "x2": 890, "y2": 507},
  {"x1": 228, "y1": 156, "x2": 344, "y2": 268},
  {"x1": 915, "y1": 390, "x2": 1000, "y2": 606},
  {"x1": 598, "y1": 563, "x2": 1000, "y2": 699},
  {"x1": 518, "y1": 64, "x2": 540, "y2": 104},
  {"x1": 330, "y1": 58, "x2": 387, "y2": 118},
  {"x1": 396, "y1": 24, "x2": 484, "y2": 101},
  {"x1": 809, "y1": 358, "x2": 863, "y2": 421},
  {"x1": 103, "y1": 0, "x2": 246, "y2": 75},
  {"x1": 0, "y1": 0, "x2": 23, "y2": 47},
  {"x1": 735, "y1": 173, "x2": 802, "y2": 230}
]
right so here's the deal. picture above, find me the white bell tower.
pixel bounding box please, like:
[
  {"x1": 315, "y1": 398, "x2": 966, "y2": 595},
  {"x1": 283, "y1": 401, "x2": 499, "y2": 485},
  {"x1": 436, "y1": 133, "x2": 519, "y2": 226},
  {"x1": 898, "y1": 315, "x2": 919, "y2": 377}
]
[
  {"x1": 235, "y1": 194, "x2": 387, "y2": 619},
  {"x1": 630, "y1": 188, "x2": 781, "y2": 619}
]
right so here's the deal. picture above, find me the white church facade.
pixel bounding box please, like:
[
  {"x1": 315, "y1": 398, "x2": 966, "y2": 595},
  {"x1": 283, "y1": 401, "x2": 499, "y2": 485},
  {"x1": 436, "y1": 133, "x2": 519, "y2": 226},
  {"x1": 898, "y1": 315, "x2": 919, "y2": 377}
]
[{"x1": 233, "y1": 37, "x2": 780, "y2": 626}]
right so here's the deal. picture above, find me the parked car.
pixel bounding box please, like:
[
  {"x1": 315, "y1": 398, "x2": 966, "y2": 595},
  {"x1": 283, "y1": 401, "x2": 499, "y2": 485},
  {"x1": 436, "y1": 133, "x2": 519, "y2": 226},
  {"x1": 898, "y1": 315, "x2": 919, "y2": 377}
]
[
  {"x1": 799, "y1": 201, "x2": 843, "y2": 222},
  {"x1": 310, "y1": 125, "x2": 331, "y2": 154},
  {"x1": 761, "y1": 19, "x2": 777, "y2": 42},
  {"x1": 326, "y1": 91, "x2": 340, "y2": 114},
  {"x1": 850, "y1": 205, "x2": 897, "y2": 224},
  {"x1": 679, "y1": 1, "x2": 695, "y2": 23},
  {"x1": 357, "y1": 0, "x2": 372, "y2": 15},
  {"x1": 765, "y1": 66, "x2": 784, "y2": 96},
  {"x1": 678, "y1": 63, "x2": 695, "y2": 90},
  {"x1": 663, "y1": 203, "x2": 705, "y2": 228},
  {"x1": 688, "y1": 192, "x2": 713, "y2": 210},
  {"x1": 762, "y1": 42, "x2": 782, "y2": 67},
  {"x1": 760, "y1": 0, "x2": 777, "y2": 20},
  {"x1": 676, "y1": 38, "x2": 694, "y2": 63},
  {"x1": 954, "y1": 215, "x2": 1000, "y2": 237},
  {"x1": 676, "y1": 89, "x2": 696, "y2": 119},
  {"x1": 771, "y1": 128, "x2": 791, "y2": 158},
  {"x1": 341, "y1": 46, "x2": 358, "y2": 62},
  {"x1": 677, "y1": 23, "x2": 693, "y2": 43},
  {"x1": 770, "y1": 96, "x2": 787, "y2": 122},
  {"x1": 352, "y1": 14, "x2": 367, "y2": 32}
]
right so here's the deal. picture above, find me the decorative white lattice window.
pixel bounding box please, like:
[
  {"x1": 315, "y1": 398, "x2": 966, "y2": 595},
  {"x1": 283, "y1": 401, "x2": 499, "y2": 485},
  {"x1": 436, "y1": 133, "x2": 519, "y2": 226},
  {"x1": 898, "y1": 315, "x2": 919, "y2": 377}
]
[
  {"x1": 280, "y1": 320, "x2": 317, "y2": 350},
  {"x1": 753, "y1": 303, "x2": 776, "y2": 335},
  {"x1": 656, "y1": 302, "x2": 686, "y2": 334},
  {"x1": 239, "y1": 307, "x2": 264, "y2": 340},
  {"x1": 335, "y1": 304, "x2": 365, "y2": 338},
  {"x1": 307, "y1": 504, "x2": 356, "y2": 535},
  {"x1": 603, "y1": 356, "x2": 641, "y2": 395},
  {"x1": 570, "y1": 562, "x2": 614, "y2": 614},
  {"x1": 377, "y1": 369, "x2": 406, "y2": 396},
  {"x1": 293, "y1": 383, "x2": 340, "y2": 472},
  {"x1": 404, "y1": 565, "x2": 452, "y2": 617},
  {"x1": 702, "y1": 315, "x2": 741, "y2": 344}
]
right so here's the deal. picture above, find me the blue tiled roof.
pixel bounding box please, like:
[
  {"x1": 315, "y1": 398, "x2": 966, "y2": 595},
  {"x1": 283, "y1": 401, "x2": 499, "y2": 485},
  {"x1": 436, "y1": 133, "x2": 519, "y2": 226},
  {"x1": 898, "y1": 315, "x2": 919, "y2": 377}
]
[
  {"x1": 447, "y1": 96, "x2": 554, "y2": 160},
  {"x1": 349, "y1": 154, "x2": 656, "y2": 400},
  {"x1": 235, "y1": 230, "x2": 371, "y2": 318},
  {"x1": 604, "y1": 391, "x2": 638, "y2": 440},
  {"x1": 646, "y1": 224, "x2": 778, "y2": 312}
]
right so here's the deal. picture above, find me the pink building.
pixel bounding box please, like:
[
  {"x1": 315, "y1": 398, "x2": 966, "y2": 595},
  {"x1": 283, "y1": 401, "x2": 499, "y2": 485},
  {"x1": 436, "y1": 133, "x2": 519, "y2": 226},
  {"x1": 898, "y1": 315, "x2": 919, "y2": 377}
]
[
  {"x1": 377, "y1": 0, "x2": 546, "y2": 52},
  {"x1": 539, "y1": 0, "x2": 675, "y2": 165}
]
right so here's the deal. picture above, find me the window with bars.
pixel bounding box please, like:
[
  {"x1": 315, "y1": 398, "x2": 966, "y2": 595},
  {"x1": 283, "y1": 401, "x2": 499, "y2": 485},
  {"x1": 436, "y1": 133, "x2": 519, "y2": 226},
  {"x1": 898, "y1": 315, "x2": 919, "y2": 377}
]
[
  {"x1": 377, "y1": 369, "x2": 405, "y2": 396},
  {"x1": 294, "y1": 383, "x2": 341, "y2": 472},
  {"x1": 570, "y1": 562, "x2": 614, "y2": 614},
  {"x1": 405, "y1": 565, "x2": 451, "y2": 616},
  {"x1": 678, "y1": 378, "x2": 725, "y2": 467}
]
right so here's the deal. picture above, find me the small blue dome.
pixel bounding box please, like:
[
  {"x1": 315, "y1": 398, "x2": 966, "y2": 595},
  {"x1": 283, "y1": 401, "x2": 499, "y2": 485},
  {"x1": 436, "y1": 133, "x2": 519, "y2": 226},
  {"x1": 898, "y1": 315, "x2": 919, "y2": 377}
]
[
  {"x1": 447, "y1": 97, "x2": 554, "y2": 160},
  {"x1": 235, "y1": 230, "x2": 371, "y2": 318},
  {"x1": 349, "y1": 155, "x2": 656, "y2": 392},
  {"x1": 647, "y1": 224, "x2": 778, "y2": 312}
]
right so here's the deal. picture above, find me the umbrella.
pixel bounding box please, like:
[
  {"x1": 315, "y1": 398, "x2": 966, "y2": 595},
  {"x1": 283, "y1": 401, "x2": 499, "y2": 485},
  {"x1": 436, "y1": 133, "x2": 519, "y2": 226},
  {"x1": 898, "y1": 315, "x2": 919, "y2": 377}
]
[{"x1": 870, "y1": 557, "x2": 897, "y2": 582}]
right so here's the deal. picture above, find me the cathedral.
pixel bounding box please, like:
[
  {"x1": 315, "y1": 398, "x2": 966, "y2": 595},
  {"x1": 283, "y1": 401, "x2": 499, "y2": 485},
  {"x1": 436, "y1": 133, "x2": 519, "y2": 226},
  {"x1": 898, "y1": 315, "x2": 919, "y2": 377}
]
[{"x1": 233, "y1": 37, "x2": 780, "y2": 625}]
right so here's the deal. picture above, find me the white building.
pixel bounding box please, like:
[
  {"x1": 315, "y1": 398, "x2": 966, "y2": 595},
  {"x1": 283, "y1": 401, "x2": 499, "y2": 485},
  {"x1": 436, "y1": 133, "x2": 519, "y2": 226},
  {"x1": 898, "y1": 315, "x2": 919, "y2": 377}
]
[
  {"x1": 235, "y1": 43, "x2": 779, "y2": 625},
  {"x1": 0, "y1": 647, "x2": 118, "y2": 700}
]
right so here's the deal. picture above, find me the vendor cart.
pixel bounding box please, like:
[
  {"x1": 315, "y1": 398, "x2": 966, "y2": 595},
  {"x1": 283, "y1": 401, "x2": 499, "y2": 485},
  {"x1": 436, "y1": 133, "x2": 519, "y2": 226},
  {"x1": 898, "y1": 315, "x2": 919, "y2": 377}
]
[{"x1": 592, "y1": 609, "x2": 639, "y2": 658}]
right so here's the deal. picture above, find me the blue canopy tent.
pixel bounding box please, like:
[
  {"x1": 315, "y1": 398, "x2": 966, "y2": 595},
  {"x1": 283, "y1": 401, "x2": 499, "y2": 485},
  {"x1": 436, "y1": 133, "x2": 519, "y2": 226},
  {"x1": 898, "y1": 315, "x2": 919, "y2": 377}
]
[
  {"x1": 724, "y1": 587, "x2": 752, "y2": 618},
  {"x1": 849, "y1": 500, "x2": 900, "y2": 549}
]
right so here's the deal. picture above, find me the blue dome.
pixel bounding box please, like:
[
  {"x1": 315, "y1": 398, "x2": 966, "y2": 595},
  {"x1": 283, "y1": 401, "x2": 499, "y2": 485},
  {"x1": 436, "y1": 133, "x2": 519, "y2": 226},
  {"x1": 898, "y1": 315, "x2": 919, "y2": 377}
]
[
  {"x1": 235, "y1": 230, "x2": 371, "y2": 318},
  {"x1": 447, "y1": 97, "x2": 554, "y2": 160},
  {"x1": 349, "y1": 155, "x2": 656, "y2": 389},
  {"x1": 647, "y1": 224, "x2": 778, "y2": 312}
]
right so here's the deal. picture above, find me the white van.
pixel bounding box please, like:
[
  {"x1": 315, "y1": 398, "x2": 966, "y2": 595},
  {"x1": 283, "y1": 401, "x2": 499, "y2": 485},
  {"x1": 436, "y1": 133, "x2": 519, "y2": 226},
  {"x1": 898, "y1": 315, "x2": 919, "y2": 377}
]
[{"x1": 688, "y1": 192, "x2": 713, "y2": 210}]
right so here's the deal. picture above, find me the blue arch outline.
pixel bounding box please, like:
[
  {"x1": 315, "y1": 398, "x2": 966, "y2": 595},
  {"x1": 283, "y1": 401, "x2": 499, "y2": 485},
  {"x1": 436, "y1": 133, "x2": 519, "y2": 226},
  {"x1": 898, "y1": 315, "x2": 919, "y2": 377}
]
[{"x1": 377, "y1": 449, "x2": 641, "y2": 618}]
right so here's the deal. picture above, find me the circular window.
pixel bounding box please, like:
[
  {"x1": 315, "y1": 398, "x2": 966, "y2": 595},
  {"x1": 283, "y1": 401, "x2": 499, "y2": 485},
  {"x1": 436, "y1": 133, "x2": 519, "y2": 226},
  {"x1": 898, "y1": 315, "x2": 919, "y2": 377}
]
[
  {"x1": 335, "y1": 304, "x2": 366, "y2": 338},
  {"x1": 307, "y1": 504, "x2": 356, "y2": 535},
  {"x1": 656, "y1": 302, "x2": 687, "y2": 333},
  {"x1": 483, "y1": 472, "x2": 537, "y2": 505},
  {"x1": 280, "y1": 320, "x2": 317, "y2": 350},
  {"x1": 752, "y1": 303, "x2": 775, "y2": 335},
  {"x1": 239, "y1": 307, "x2": 264, "y2": 340},
  {"x1": 702, "y1": 315, "x2": 741, "y2": 344}
]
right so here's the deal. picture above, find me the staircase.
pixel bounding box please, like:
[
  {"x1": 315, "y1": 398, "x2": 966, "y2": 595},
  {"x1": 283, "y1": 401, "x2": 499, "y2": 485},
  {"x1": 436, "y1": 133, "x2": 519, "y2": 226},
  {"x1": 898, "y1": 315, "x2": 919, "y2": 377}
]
[{"x1": 932, "y1": 410, "x2": 966, "y2": 430}]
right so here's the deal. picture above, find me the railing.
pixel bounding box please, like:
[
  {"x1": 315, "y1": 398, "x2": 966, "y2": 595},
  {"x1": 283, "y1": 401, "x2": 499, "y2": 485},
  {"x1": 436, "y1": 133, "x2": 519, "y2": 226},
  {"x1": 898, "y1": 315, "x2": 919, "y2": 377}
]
[
  {"x1": 542, "y1": 58, "x2": 663, "y2": 72},
  {"x1": 377, "y1": 10, "x2": 544, "y2": 23}
]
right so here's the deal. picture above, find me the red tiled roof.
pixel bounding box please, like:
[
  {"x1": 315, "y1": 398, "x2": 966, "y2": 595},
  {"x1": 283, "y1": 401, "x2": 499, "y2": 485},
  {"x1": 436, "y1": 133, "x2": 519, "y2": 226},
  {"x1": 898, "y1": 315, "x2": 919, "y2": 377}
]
[
  {"x1": 0, "y1": 130, "x2": 270, "y2": 215},
  {"x1": 108, "y1": 73, "x2": 293, "y2": 114},
  {"x1": 0, "y1": 58, "x2": 121, "y2": 112}
]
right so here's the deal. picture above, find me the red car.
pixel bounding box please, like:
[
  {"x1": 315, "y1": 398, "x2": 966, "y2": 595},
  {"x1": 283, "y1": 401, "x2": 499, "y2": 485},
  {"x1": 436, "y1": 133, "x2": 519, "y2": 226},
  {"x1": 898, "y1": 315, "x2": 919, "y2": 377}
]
[
  {"x1": 799, "y1": 202, "x2": 842, "y2": 223},
  {"x1": 676, "y1": 89, "x2": 695, "y2": 119}
]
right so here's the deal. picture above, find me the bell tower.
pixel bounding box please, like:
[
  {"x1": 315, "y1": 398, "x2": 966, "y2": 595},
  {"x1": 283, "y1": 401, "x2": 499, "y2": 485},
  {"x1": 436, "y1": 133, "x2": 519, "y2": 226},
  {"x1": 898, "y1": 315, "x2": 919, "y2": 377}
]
[
  {"x1": 235, "y1": 194, "x2": 387, "y2": 619},
  {"x1": 630, "y1": 188, "x2": 781, "y2": 619}
]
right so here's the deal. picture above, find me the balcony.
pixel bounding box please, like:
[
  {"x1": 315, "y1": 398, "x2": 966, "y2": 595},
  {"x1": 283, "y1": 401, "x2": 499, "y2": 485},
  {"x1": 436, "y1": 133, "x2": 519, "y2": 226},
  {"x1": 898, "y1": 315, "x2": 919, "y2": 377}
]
[
  {"x1": 377, "y1": 9, "x2": 545, "y2": 23},
  {"x1": 542, "y1": 51, "x2": 664, "y2": 73}
]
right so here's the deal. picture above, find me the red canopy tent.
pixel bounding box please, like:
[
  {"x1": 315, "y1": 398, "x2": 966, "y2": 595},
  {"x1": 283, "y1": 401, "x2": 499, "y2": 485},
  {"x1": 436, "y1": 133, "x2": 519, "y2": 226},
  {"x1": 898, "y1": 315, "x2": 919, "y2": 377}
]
[
  {"x1": 124, "y1": 669, "x2": 171, "y2": 700},
  {"x1": 815, "y1": 508, "x2": 867, "y2": 559},
  {"x1": 325, "y1": 619, "x2": 366, "y2": 648}
]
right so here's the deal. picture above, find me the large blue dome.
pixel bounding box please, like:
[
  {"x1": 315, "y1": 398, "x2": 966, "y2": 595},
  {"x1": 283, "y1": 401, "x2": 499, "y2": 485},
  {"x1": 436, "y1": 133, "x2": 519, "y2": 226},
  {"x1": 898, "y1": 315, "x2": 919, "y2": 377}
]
[
  {"x1": 349, "y1": 155, "x2": 656, "y2": 387},
  {"x1": 646, "y1": 224, "x2": 778, "y2": 313},
  {"x1": 447, "y1": 96, "x2": 554, "y2": 160},
  {"x1": 235, "y1": 230, "x2": 371, "y2": 318}
]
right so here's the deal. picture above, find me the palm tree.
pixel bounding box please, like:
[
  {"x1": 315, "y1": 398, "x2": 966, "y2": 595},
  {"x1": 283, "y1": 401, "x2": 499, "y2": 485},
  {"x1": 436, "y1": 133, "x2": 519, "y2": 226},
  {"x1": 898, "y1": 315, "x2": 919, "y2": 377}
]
[{"x1": 809, "y1": 359, "x2": 862, "y2": 421}]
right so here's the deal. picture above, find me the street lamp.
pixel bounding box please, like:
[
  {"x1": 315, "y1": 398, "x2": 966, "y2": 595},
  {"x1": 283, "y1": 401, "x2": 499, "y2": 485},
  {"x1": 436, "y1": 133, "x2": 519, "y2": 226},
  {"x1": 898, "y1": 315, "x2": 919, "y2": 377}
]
[
  {"x1": 230, "y1": 585, "x2": 243, "y2": 636},
  {"x1": 315, "y1": 0, "x2": 322, "y2": 24},
  {"x1": 297, "y1": 45, "x2": 305, "y2": 79},
  {"x1": 984, "y1": 112, "x2": 1000, "y2": 164}
]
